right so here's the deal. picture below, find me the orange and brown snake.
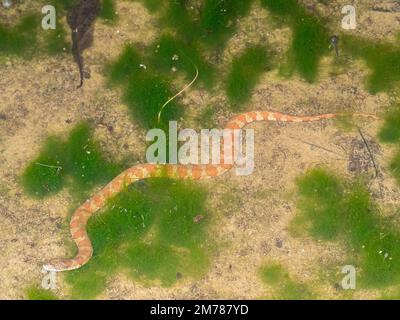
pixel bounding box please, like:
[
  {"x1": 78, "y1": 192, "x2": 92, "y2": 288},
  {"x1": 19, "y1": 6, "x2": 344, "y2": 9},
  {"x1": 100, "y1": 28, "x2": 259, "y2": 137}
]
[{"x1": 43, "y1": 110, "x2": 378, "y2": 272}]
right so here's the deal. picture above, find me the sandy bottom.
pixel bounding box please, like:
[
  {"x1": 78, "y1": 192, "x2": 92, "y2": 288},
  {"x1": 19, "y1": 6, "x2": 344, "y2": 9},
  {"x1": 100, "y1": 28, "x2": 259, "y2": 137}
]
[{"x1": 0, "y1": 0, "x2": 400, "y2": 299}]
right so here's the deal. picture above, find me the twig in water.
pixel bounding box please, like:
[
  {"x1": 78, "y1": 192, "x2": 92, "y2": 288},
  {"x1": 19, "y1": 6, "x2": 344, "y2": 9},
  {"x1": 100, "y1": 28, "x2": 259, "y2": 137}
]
[
  {"x1": 157, "y1": 53, "x2": 199, "y2": 124},
  {"x1": 356, "y1": 127, "x2": 379, "y2": 178},
  {"x1": 67, "y1": 0, "x2": 100, "y2": 88}
]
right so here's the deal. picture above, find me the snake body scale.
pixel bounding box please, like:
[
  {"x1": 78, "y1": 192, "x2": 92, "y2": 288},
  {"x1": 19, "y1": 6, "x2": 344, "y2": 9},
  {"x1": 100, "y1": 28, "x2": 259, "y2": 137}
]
[{"x1": 43, "y1": 110, "x2": 377, "y2": 272}]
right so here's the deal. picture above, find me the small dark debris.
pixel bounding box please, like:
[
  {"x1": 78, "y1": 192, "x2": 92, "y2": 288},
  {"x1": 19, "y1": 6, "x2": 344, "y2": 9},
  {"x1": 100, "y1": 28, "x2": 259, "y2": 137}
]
[
  {"x1": 348, "y1": 137, "x2": 380, "y2": 174},
  {"x1": 275, "y1": 238, "x2": 283, "y2": 248},
  {"x1": 65, "y1": 119, "x2": 72, "y2": 124},
  {"x1": 372, "y1": 3, "x2": 400, "y2": 12},
  {"x1": 176, "y1": 272, "x2": 182, "y2": 279},
  {"x1": 0, "y1": 113, "x2": 7, "y2": 121}
]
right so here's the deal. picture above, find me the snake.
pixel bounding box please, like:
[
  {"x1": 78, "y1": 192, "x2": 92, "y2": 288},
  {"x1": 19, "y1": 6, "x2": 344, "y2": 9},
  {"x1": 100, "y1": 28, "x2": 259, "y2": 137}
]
[{"x1": 43, "y1": 110, "x2": 378, "y2": 272}]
